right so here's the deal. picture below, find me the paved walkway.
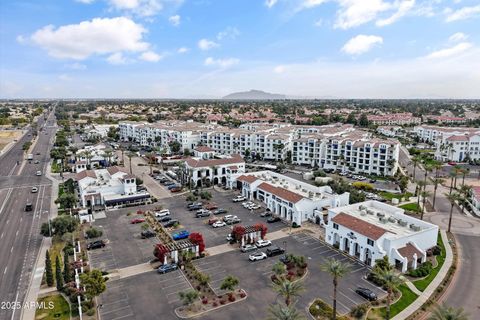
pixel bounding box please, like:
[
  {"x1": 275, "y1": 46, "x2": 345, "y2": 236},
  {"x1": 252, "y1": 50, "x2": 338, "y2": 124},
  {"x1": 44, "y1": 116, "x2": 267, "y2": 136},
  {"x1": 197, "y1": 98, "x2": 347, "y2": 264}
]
[{"x1": 392, "y1": 230, "x2": 453, "y2": 320}]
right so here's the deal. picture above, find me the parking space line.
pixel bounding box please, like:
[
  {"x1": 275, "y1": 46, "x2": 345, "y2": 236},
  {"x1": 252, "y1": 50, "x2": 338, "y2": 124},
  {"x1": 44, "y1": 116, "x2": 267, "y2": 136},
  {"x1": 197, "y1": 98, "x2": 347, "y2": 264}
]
[
  {"x1": 327, "y1": 252, "x2": 341, "y2": 258},
  {"x1": 339, "y1": 290, "x2": 360, "y2": 305},
  {"x1": 108, "y1": 312, "x2": 134, "y2": 320},
  {"x1": 100, "y1": 305, "x2": 132, "y2": 316},
  {"x1": 329, "y1": 295, "x2": 350, "y2": 314}
]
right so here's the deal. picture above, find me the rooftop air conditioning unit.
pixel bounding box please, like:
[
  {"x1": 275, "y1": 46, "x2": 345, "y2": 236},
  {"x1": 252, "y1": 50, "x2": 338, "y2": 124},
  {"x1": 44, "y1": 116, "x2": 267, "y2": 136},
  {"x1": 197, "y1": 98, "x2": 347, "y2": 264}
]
[
  {"x1": 388, "y1": 216, "x2": 396, "y2": 223},
  {"x1": 359, "y1": 205, "x2": 366, "y2": 211},
  {"x1": 360, "y1": 210, "x2": 367, "y2": 216},
  {"x1": 398, "y1": 220, "x2": 408, "y2": 227},
  {"x1": 410, "y1": 225, "x2": 421, "y2": 232},
  {"x1": 377, "y1": 212, "x2": 385, "y2": 218},
  {"x1": 379, "y1": 217, "x2": 388, "y2": 223},
  {"x1": 367, "y1": 209, "x2": 374, "y2": 215}
]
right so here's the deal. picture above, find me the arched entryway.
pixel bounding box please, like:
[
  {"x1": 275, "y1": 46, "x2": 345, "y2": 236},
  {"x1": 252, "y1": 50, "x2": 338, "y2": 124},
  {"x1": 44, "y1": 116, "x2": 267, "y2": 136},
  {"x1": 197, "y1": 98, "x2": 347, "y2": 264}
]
[
  {"x1": 213, "y1": 177, "x2": 219, "y2": 185},
  {"x1": 353, "y1": 243, "x2": 361, "y2": 259},
  {"x1": 333, "y1": 233, "x2": 340, "y2": 248},
  {"x1": 343, "y1": 238, "x2": 350, "y2": 253},
  {"x1": 364, "y1": 248, "x2": 372, "y2": 266},
  {"x1": 221, "y1": 176, "x2": 227, "y2": 185},
  {"x1": 196, "y1": 180, "x2": 202, "y2": 188}
]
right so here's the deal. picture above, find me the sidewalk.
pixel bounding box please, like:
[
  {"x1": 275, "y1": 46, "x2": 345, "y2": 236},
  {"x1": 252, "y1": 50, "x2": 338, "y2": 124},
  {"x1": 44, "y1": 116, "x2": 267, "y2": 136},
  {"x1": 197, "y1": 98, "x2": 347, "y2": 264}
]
[{"x1": 392, "y1": 230, "x2": 453, "y2": 320}]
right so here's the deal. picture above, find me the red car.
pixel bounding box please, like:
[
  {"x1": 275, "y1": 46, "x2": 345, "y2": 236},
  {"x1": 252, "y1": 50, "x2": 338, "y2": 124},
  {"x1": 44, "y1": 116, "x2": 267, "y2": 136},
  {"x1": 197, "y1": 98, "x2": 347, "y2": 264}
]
[
  {"x1": 205, "y1": 203, "x2": 218, "y2": 210},
  {"x1": 448, "y1": 161, "x2": 457, "y2": 166},
  {"x1": 131, "y1": 218, "x2": 145, "y2": 224},
  {"x1": 208, "y1": 218, "x2": 219, "y2": 225},
  {"x1": 170, "y1": 187, "x2": 182, "y2": 193}
]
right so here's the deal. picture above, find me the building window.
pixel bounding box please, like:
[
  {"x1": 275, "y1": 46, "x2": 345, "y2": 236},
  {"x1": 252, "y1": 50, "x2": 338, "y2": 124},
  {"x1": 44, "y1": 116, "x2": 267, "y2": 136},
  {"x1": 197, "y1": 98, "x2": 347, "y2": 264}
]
[
  {"x1": 367, "y1": 239, "x2": 374, "y2": 246},
  {"x1": 333, "y1": 223, "x2": 339, "y2": 230}
]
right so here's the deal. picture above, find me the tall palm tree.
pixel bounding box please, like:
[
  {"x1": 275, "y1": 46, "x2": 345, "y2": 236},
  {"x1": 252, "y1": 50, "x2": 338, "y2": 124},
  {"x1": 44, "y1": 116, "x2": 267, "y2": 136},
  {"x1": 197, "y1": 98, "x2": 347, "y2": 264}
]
[
  {"x1": 433, "y1": 161, "x2": 443, "y2": 179},
  {"x1": 458, "y1": 185, "x2": 472, "y2": 215},
  {"x1": 449, "y1": 170, "x2": 457, "y2": 195},
  {"x1": 453, "y1": 165, "x2": 462, "y2": 189},
  {"x1": 272, "y1": 279, "x2": 305, "y2": 307},
  {"x1": 320, "y1": 258, "x2": 351, "y2": 320},
  {"x1": 428, "y1": 303, "x2": 469, "y2": 320},
  {"x1": 432, "y1": 178, "x2": 444, "y2": 209},
  {"x1": 417, "y1": 180, "x2": 426, "y2": 208},
  {"x1": 420, "y1": 190, "x2": 431, "y2": 220},
  {"x1": 267, "y1": 302, "x2": 306, "y2": 320},
  {"x1": 410, "y1": 155, "x2": 422, "y2": 181},
  {"x1": 103, "y1": 149, "x2": 113, "y2": 167},
  {"x1": 446, "y1": 192, "x2": 460, "y2": 233},
  {"x1": 460, "y1": 167, "x2": 470, "y2": 187},
  {"x1": 375, "y1": 269, "x2": 404, "y2": 320},
  {"x1": 127, "y1": 152, "x2": 135, "y2": 174}
]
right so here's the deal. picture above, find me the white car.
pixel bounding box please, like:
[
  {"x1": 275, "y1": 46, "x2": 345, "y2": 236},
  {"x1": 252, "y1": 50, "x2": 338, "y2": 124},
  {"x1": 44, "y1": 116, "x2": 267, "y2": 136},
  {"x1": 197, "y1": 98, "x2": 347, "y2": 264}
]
[
  {"x1": 249, "y1": 205, "x2": 261, "y2": 210},
  {"x1": 36, "y1": 171, "x2": 42, "y2": 176},
  {"x1": 212, "y1": 221, "x2": 226, "y2": 228},
  {"x1": 242, "y1": 201, "x2": 254, "y2": 208},
  {"x1": 255, "y1": 239, "x2": 272, "y2": 248},
  {"x1": 232, "y1": 196, "x2": 246, "y2": 202},
  {"x1": 249, "y1": 251, "x2": 267, "y2": 261},
  {"x1": 31, "y1": 187, "x2": 38, "y2": 193},
  {"x1": 223, "y1": 215, "x2": 237, "y2": 222},
  {"x1": 241, "y1": 244, "x2": 258, "y2": 253},
  {"x1": 155, "y1": 209, "x2": 170, "y2": 217}
]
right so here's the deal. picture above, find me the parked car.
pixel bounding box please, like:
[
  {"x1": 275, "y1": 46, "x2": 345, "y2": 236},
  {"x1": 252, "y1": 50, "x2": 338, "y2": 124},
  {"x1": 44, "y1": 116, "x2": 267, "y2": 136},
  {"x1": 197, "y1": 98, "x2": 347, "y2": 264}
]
[
  {"x1": 31, "y1": 187, "x2": 38, "y2": 193},
  {"x1": 170, "y1": 187, "x2": 182, "y2": 193},
  {"x1": 266, "y1": 246, "x2": 285, "y2": 257},
  {"x1": 212, "y1": 208, "x2": 227, "y2": 215},
  {"x1": 196, "y1": 210, "x2": 211, "y2": 218},
  {"x1": 267, "y1": 216, "x2": 281, "y2": 223},
  {"x1": 241, "y1": 244, "x2": 258, "y2": 252},
  {"x1": 226, "y1": 234, "x2": 234, "y2": 242},
  {"x1": 163, "y1": 181, "x2": 175, "y2": 186},
  {"x1": 167, "y1": 184, "x2": 181, "y2": 190},
  {"x1": 157, "y1": 263, "x2": 178, "y2": 274},
  {"x1": 260, "y1": 211, "x2": 272, "y2": 217},
  {"x1": 36, "y1": 171, "x2": 42, "y2": 176},
  {"x1": 355, "y1": 287, "x2": 378, "y2": 301},
  {"x1": 155, "y1": 209, "x2": 170, "y2": 217},
  {"x1": 249, "y1": 251, "x2": 267, "y2": 261},
  {"x1": 208, "y1": 218, "x2": 219, "y2": 225},
  {"x1": 232, "y1": 196, "x2": 246, "y2": 202},
  {"x1": 141, "y1": 230, "x2": 156, "y2": 239},
  {"x1": 249, "y1": 204, "x2": 261, "y2": 210},
  {"x1": 34, "y1": 160, "x2": 40, "y2": 164},
  {"x1": 212, "y1": 221, "x2": 227, "y2": 228},
  {"x1": 130, "y1": 218, "x2": 145, "y2": 224},
  {"x1": 187, "y1": 202, "x2": 202, "y2": 208},
  {"x1": 223, "y1": 215, "x2": 236, "y2": 221},
  {"x1": 157, "y1": 216, "x2": 171, "y2": 223},
  {"x1": 188, "y1": 204, "x2": 203, "y2": 211},
  {"x1": 255, "y1": 239, "x2": 272, "y2": 248},
  {"x1": 225, "y1": 217, "x2": 241, "y2": 225},
  {"x1": 163, "y1": 219, "x2": 179, "y2": 228},
  {"x1": 87, "y1": 240, "x2": 105, "y2": 250},
  {"x1": 242, "y1": 201, "x2": 254, "y2": 208},
  {"x1": 172, "y1": 230, "x2": 190, "y2": 240},
  {"x1": 205, "y1": 203, "x2": 218, "y2": 210},
  {"x1": 448, "y1": 161, "x2": 457, "y2": 166}
]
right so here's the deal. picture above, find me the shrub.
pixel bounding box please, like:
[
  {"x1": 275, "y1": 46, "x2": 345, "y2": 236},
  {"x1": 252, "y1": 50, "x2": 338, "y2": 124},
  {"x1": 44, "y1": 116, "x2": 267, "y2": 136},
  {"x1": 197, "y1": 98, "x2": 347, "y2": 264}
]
[
  {"x1": 352, "y1": 181, "x2": 374, "y2": 190},
  {"x1": 86, "y1": 308, "x2": 95, "y2": 316},
  {"x1": 212, "y1": 302, "x2": 218, "y2": 307},
  {"x1": 85, "y1": 227, "x2": 103, "y2": 239},
  {"x1": 239, "y1": 292, "x2": 246, "y2": 298},
  {"x1": 220, "y1": 299, "x2": 226, "y2": 305},
  {"x1": 350, "y1": 303, "x2": 370, "y2": 319},
  {"x1": 202, "y1": 298, "x2": 208, "y2": 304},
  {"x1": 408, "y1": 261, "x2": 432, "y2": 277},
  {"x1": 432, "y1": 245, "x2": 442, "y2": 256},
  {"x1": 228, "y1": 295, "x2": 236, "y2": 302}
]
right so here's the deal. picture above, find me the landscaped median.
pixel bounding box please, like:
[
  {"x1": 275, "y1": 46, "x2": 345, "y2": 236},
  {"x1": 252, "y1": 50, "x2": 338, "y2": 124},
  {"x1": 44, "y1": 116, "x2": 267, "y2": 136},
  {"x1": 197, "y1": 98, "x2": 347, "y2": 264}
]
[
  {"x1": 412, "y1": 233, "x2": 446, "y2": 292},
  {"x1": 34, "y1": 293, "x2": 71, "y2": 320},
  {"x1": 367, "y1": 284, "x2": 418, "y2": 319}
]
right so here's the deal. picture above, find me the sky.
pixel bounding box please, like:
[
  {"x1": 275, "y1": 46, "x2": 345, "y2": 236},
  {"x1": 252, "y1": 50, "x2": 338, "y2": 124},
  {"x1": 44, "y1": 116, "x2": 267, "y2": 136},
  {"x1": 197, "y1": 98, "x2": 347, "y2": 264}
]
[{"x1": 0, "y1": 0, "x2": 479, "y2": 99}]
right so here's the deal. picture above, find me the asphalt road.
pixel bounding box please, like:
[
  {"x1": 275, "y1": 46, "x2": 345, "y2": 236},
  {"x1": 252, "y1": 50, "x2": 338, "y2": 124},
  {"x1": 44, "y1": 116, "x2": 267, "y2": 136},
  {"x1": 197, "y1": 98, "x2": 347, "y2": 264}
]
[{"x1": 0, "y1": 107, "x2": 57, "y2": 320}]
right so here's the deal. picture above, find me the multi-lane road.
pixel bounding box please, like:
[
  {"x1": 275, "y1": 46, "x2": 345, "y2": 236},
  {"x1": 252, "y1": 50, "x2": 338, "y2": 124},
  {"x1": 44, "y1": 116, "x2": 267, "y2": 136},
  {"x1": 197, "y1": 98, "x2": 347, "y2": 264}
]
[{"x1": 0, "y1": 108, "x2": 57, "y2": 320}]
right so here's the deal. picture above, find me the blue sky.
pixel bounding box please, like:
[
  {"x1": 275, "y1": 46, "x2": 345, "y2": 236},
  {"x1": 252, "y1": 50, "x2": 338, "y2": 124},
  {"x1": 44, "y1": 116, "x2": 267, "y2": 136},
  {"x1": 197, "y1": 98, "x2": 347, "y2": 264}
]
[{"x1": 1, "y1": 0, "x2": 479, "y2": 98}]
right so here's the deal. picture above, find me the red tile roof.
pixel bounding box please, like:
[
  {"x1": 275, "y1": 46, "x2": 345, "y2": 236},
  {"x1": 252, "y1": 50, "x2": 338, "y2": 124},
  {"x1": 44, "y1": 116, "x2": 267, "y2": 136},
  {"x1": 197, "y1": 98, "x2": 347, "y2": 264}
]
[
  {"x1": 237, "y1": 175, "x2": 258, "y2": 184},
  {"x1": 185, "y1": 154, "x2": 244, "y2": 168},
  {"x1": 194, "y1": 146, "x2": 215, "y2": 152},
  {"x1": 446, "y1": 135, "x2": 469, "y2": 142},
  {"x1": 331, "y1": 212, "x2": 389, "y2": 240},
  {"x1": 257, "y1": 182, "x2": 304, "y2": 203},
  {"x1": 398, "y1": 243, "x2": 423, "y2": 259},
  {"x1": 75, "y1": 170, "x2": 97, "y2": 181},
  {"x1": 107, "y1": 166, "x2": 127, "y2": 175},
  {"x1": 472, "y1": 186, "x2": 480, "y2": 199}
]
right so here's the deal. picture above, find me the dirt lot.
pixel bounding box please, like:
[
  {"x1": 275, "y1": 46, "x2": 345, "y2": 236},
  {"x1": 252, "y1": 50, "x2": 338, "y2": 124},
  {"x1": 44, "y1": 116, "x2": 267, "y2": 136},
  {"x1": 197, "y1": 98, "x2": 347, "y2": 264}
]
[{"x1": 0, "y1": 130, "x2": 23, "y2": 151}]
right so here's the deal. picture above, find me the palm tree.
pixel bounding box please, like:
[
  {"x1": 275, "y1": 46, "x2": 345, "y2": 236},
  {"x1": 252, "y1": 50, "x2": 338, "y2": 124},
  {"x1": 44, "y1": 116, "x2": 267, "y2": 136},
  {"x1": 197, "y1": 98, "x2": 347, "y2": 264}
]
[
  {"x1": 446, "y1": 192, "x2": 460, "y2": 233},
  {"x1": 460, "y1": 167, "x2": 470, "y2": 186},
  {"x1": 420, "y1": 190, "x2": 431, "y2": 220},
  {"x1": 272, "y1": 261, "x2": 287, "y2": 278},
  {"x1": 410, "y1": 156, "x2": 422, "y2": 181},
  {"x1": 127, "y1": 152, "x2": 135, "y2": 174},
  {"x1": 433, "y1": 161, "x2": 443, "y2": 178},
  {"x1": 103, "y1": 149, "x2": 113, "y2": 167},
  {"x1": 272, "y1": 279, "x2": 305, "y2": 307},
  {"x1": 432, "y1": 178, "x2": 444, "y2": 209},
  {"x1": 375, "y1": 268, "x2": 404, "y2": 320},
  {"x1": 458, "y1": 185, "x2": 471, "y2": 215},
  {"x1": 267, "y1": 302, "x2": 306, "y2": 320},
  {"x1": 449, "y1": 170, "x2": 457, "y2": 195},
  {"x1": 417, "y1": 180, "x2": 426, "y2": 208},
  {"x1": 453, "y1": 165, "x2": 462, "y2": 189},
  {"x1": 320, "y1": 258, "x2": 351, "y2": 320},
  {"x1": 428, "y1": 303, "x2": 469, "y2": 320}
]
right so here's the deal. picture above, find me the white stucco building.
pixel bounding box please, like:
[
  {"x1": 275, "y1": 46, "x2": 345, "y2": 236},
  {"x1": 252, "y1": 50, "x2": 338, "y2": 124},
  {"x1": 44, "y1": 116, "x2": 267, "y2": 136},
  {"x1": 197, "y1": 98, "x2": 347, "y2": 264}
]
[
  {"x1": 75, "y1": 166, "x2": 150, "y2": 209},
  {"x1": 325, "y1": 201, "x2": 439, "y2": 272},
  {"x1": 229, "y1": 170, "x2": 350, "y2": 226}
]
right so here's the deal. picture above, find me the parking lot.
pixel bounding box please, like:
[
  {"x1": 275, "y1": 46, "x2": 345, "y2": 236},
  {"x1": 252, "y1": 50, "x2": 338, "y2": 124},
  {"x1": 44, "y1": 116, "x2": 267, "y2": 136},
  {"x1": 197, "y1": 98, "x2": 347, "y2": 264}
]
[{"x1": 157, "y1": 189, "x2": 286, "y2": 248}]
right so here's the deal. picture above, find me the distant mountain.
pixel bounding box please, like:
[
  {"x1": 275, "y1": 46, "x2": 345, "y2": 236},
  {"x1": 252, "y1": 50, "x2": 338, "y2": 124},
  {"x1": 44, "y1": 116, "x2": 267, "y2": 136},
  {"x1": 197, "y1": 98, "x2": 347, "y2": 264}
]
[{"x1": 223, "y1": 90, "x2": 286, "y2": 100}]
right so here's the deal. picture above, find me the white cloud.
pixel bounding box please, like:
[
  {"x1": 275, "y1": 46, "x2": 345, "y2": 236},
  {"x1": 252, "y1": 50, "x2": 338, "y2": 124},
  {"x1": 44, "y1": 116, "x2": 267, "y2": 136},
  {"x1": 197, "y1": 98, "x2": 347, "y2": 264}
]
[
  {"x1": 265, "y1": 0, "x2": 278, "y2": 8},
  {"x1": 341, "y1": 34, "x2": 383, "y2": 55},
  {"x1": 198, "y1": 38, "x2": 219, "y2": 51},
  {"x1": 335, "y1": 0, "x2": 392, "y2": 29},
  {"x1": 449, "y1": 32, "x2": 468, "y2": 43},
  {"x1": 139, "y1": 50, "x2": 163, "y2": 62},
  {"x1": 169, "y1": 15, "x2": 181, "y2": 26},
  {"x1": 445, "y1": 5, "x2": 480, "y2": 22},
  {"x1": 313, "y1": 19, "x2": 323, "y2": 27},
  {"x1": 107, "y1": 52, "x2": 127, "y2": 64},
  {"x1": 204, "y1": 57, "x2": 239, "y2": 68},
  {"x1": 301, "y1": 0, "x2": 328, "y2": 9},
  {"x1": 426, "y1": 42, "x2": 473, "y2": 59},
  {"x1": 58, "y1": 74, "x2": 72, "y2": 81},
  {"x1": 108, "y1": 0, "x2": 163, "y2": 17},
  {"x1": 16, "y1": 35, "x2": 26, "y2": 44},
  {"x1": 216, "y1": 27, "x2": 240, "y2": 41},
  {"x1": 376, "y1": 0, "x2": 415, "y2": 26},
  {"x1": 177, "y1": 47, "x2": 189, "y2": 53},
  {"x1": 273, "y1": 65, "x2": 286, "y2": 73},
  {"x1": 66, "y1": 62, "x2": 87, "y2": 70},
  {"x1": 76, "y1": 0, "x2": 95, "y2": 3},
  {"x1": 30, "y1": 17, "x2": 149, "y2": 60}
]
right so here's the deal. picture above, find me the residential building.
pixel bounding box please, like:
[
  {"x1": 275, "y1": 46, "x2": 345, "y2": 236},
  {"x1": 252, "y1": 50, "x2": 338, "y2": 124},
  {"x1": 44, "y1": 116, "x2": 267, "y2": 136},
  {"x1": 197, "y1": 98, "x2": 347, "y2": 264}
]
[
  {"x1": 229, "y1": 170, "x2": 350, "y2": 226},
  {"x1": 367, "y1": 113, "x2": 421, "y2": 126},
  {"x1": 182, "y1": 153, "x2": 245, "y2": 188},
  {"x1": 377, "y1": 126, "x2": 404, "y2": 138},
  {"x1": 325, "y1": 201, "x2": 439, "y2": 272},
  {"x1": 75, "y1": 166, "x2": 150, "y2": 209},
  {"x1": 75, "y1": 143, "x2": 116, "y2": 169},
  {"x1": 423, "y1": 115, "x2": 467, "y2": 125},
  {"x1": 470, "y1": 187, "x2": 480, "y2": 215}
]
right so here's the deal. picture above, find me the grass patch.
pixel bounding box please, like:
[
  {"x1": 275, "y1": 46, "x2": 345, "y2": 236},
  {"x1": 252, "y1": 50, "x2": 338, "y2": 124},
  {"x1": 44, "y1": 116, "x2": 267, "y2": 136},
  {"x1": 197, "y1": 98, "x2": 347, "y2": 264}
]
[
  {"x1": 368, "y1": 284, "x2": 418, "y2": 319},
  {"x1": 399, "y1": 202, "x2": 421, "y2": 213},
  {"x1": 51, "y1": 161, "x2": 62, "y2": 173},
  {"x1": 49, "y1": 237, "x2": 65, "y2": 275},
  {"x1": 413, "y1": 233, "x2": 446, "y2": 292},
  {"x1": 35, "y1": 294, "x2": 70, "y2": 320},
  {"x1": 380, "y1": 192, "x2": 413, "y2": 201},
  {"x1": 309, "y1": 299, "x2": 349, "y2": 320}
]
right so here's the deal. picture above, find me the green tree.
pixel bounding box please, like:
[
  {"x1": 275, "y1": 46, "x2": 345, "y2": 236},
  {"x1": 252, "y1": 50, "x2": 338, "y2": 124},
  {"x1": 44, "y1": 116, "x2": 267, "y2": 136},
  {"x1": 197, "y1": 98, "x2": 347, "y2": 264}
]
[
  {"x1": 178, "y1": 290, "x2": 199, "y2": 307},
  {"x1": 55, "y1": 255, "x2": 64, "y2": 290},
  {"x1": 169, "y1": 140, "x2": 181, "y2": 153},
  {"x1": 272, "y1": 279, "x2": 305, "y2": 307},
  {"x1": 267, "y1": 302, "x2": 306, "y2": 320},
  {"x1": 432, "y1": 178, "x2": 444, "y2": 209},
  {"x1": 398, "y1": 175, "x2": 409, "y2": 194},
  {"x1": 375, "y1": 269, "x2": 404, "y2": 320},
  {"x1": 55, "y1": 193, "x2": 77, "y2": 212},
  {"x1": 272, "y1": 261, "x2": 287, "y2": 277},
  {"x1": 63, "y1": 251, "x2": 71, "y2": 283},
  {"x1": 428, "y1": 303, "x2": 469, "y2": 320},
  {"x1": 45, "y1": 250, "x2": 54, "y2": 287},
  {"x1": 80, "y1": 269, "x2": 107, "y2": 300},
  {"x1": 320, "y1": 258, "x2": 351, "y2": 320},
  {"x1": 220, "y1": 275, "x2": 239, "y2": 293},
  {"x1": 446, "y1": 192, "x2": 460, "y2": 233},
  {"x1": 420, "y1": 190, "x2": 431, "y2": 220},
  {"x1": 358, "y1": 113, "x2": 369, "y2": 127}
]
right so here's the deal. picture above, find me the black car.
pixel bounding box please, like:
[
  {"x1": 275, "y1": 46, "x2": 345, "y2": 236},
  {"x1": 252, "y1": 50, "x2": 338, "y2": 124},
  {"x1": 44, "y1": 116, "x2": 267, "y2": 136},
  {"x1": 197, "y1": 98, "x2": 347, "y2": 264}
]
[
  {"x1": 266, "y1": 246, "x2": 285, "y2": 257},
  {"x1": 212, "y1": 208, "x2": 227, "y2": 215},
  {"x1": 157, "y1": 216, "x2": 172, "y2": 223},
  {"x1": 163, "y1": 219, "x2": 179, "y2": 228},
  {"x1": 355, "y1": 287, "x2": 377, "y2": 301},
  {"x1": 87, "y1": 240, "x2": 105, "y2": 250},
  {"x1": 267, "y1": 216, "x2": 281, "y2": 223},
  {"x1": 141, "y1": 230, "x2": 156, "y2": 239}
]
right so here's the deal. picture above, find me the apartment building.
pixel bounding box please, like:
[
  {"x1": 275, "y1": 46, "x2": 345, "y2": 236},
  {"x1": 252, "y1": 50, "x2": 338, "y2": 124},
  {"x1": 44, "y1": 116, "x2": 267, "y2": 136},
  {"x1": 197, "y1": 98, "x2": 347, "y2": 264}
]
[
  {"x1": 325, "y1": 201, "x2": 438, "y2": 271},
  {"x1": 230, "y1": 170, "x2": 350, "y2": 226},
  {"x1": 423, "y1": 115, "x2": 467, "y2": 125},
  {"x1": 367, "y1": 113, "x2": 421, "y2": 126}
]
